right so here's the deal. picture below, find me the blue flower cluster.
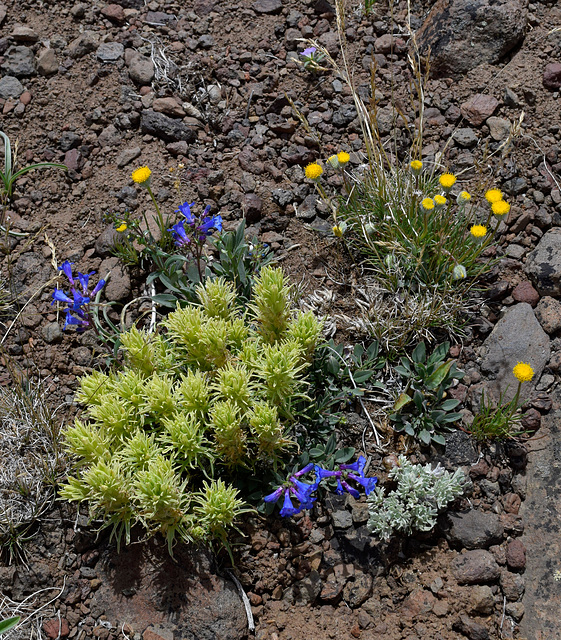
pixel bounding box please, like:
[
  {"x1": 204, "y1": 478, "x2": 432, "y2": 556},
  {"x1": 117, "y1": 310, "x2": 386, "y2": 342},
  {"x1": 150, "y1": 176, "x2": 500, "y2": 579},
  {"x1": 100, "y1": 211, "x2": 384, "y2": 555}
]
[
  {"x1": 264, "y1": 456, "x2": 377, "y2": 517},
  {"x1": 169, "y1": 201, "x2": 223, "y2": 248},
  {"x1": 51, "y1": 260, "x2": 105, "y2": 331}
]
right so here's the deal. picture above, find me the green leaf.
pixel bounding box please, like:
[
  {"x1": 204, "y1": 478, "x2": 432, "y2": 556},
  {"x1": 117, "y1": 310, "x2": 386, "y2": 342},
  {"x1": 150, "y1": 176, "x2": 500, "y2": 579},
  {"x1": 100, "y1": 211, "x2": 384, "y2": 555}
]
[
  {"x1": 366, "y1": 341, "x2": 379, "y2": 360},
  {"x1": 440, "y1": 398, "x2": 460, "y2": 411},
  {"x1": 425, "y1": 360, "x2": 453, "y2": 390},
  {"x1": 309, "y1": 447, "x2": 325, "y2": 458},
  {"x1": 353, "y1": 370, "x2": 374, "y2": 383},
  {"x1": 413, "y1": 390, "x2": 424, "y2": 411},
  {"x1": 419, "y1": 429, "x2": 432, "y2": 445},
  {"x1": 440, "y1": 412, "x2": 463, "y2": 424},
  {"x1": 394, "y1": 365, "x2": 411, "y2": 378},
  {"x1": 412, "y1": 342, "x2": 426, "y2": 364},
  {"x1": 404, "y1": 423, "x2": 415, "y2": 437},
  {"x1": 432, "y1": 433, "x2": 446, "y2": 446},
  {"x1": 393, "y1": 392, "x2": 412, "y2": 412},
  {"x1": 334, "y1": 447, "x2": 355, "y2": 463},
  {"x1": 151, "y1": 294, "x2": 178, "y2": 308},
  {"x1": 0, "y1": 616, "x2": 21, "y2": 634}
]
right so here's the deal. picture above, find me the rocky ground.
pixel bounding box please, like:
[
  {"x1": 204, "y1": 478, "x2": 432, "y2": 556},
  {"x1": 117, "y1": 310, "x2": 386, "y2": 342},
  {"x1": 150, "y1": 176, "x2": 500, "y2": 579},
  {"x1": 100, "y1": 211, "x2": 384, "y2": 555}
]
[{"x1": 0, "y1": 0, "x2": 561, "y2": 638}]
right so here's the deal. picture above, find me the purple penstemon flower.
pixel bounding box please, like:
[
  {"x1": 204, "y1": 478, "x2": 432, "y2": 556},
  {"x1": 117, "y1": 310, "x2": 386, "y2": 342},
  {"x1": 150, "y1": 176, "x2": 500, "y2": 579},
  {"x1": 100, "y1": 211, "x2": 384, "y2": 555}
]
[
  {"x1": 176, "y1": 201, "x2": 196, "y2": 224},
  {"x1": 169, "y1": 220, "x2": 191, "y2": 248},
  {"x1": 52, "y1": 260, "x2": 105, "y2": 332},
  {"x1": 279, "y1": 489, "x2": 301, "y2": 517},
  {"x1": 301, "y1": 47, "x2": 317, "y2": 57}
]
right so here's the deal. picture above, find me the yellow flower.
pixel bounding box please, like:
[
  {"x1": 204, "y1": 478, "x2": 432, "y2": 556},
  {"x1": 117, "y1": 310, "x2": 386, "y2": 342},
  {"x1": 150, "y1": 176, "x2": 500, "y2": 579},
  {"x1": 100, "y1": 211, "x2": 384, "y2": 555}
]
[
  {"x1": 485, "y1": 189, "x2": 503, "y2": 204},
  {"x1": 337, "y1": 151, "x2": 350, "y2": 165},
  {"x1": 421, "y1": 197, "x2": 435, "y2": 211},
  {"x1": 492, "y1": 200, "x2": 510, "y2": 216},
  {"x1": 470, "y1": 224, "x2": 487, "y2": 238},
  {"x1": 513, "y1": 362, "x2": 534, "y2": 383},
  {"x1": 434, "y1": 194, "x2": 447, "y2": 208},
  {"x1": 332, "y1": 225, "x2": 344, "y2": 237},
  {"x1": 131, "y1": 166, "x2": 151, "y2": 186},
  {"x1": 439, "y1": 173, "x2": 456, "y2": 191},
  {"x1": 116, "y1": 222, "x2": 127, "y2": 232},
  {"x1": 410, "y1": 160, "x2": 423, "y2": 175},
  {"x1": 457, "y1": 191, "x2": 471, "y2": 203},
  {"x1": 305, "y1": 163, "x2": 323, "y2": 180}
]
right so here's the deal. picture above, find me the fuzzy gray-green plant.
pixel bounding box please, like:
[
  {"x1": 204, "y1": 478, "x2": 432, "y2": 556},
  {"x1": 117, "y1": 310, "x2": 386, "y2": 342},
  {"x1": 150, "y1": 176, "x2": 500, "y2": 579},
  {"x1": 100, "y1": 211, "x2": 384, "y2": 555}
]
[
  {"x1": 61, "y1": 270, "x2": 324, "y2": 552},
  {"x1": 367, "y1": 455, "x2": 465, "y2": 541}
]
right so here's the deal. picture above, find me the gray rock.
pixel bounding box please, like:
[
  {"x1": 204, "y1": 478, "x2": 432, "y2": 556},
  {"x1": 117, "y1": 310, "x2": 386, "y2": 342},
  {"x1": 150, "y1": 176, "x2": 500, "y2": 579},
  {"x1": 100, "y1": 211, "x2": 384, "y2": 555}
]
[
  {"x1": 96, "y1": 42, "x2": 124, "y2": 62},
  {"x1": 116, "y1": 146, "x2": 142, "y2": 169},
  {"x1": 505, "y1": 243, "x2": 526, "y2": 260},
  {"x1": 447, "y1": 510, "x2": 504, "y2": 550},
  {"x1": 543, "y1": 62, "x2": 561, "y2": 90},
  {"x1": 59, "y1": 132, "x2": 81, "y2": 152},
  {"x1": 42, "y1": 322, "x2": 63, "y2": 344},
  {"x1": 469, "y1": 585, "x2": 495, "y2": 615},
  {"x1": 525, "y1": 228, "x2": 561, "y2": 296},
  {"x1": 95, "y1": 225, "x2": 120, "y2": 258},
  {"x1": 487, "y1": 116, "x2": 511, "y2": 141},
  {"x1": 11, "y1": 25, "x2": 39, "y2": 42},
  {"x1": 100, "y1": 257, "x2": 131, "y2": 302},
  {"x1": 66, "y1": 31, "x2": 98, "y2": 59},
  {"x1": 416, "y1": 0, "x2": 527, "y2": 77},
  {"x1": 0, "y1": 4, "x2": 6, "y2": 27},
  {"x1": 502, "y1": 177, "x2": 527, "y2": 195},
  {"x1": 0, "y1": 75, "x2": 24, "y2": 99},
  {"x1": 37, "y1": 48, "x2": 59, "y2": 76},
  {"x1": 296, "y1": 194, "x2": 317, "y2": 220},
  {"x1": 292, "y1": 570, "x2": 322, "y2": 604},
  {"x1": 343, "y1": 572, "x2": 372, "y2": 608},
  {"x1": 1, "y1": 46, "x2": 36, "y2": 77},
  {"x1": 272, "y1": 189, "x2": 294, "y2": 207},
  {"x1": 126, "y1": 51, "x2": 155, "y2": 86},
  {"x1": 453, "y1": 127, "x2": 478, "y2": 148},
  {"x1": 479, "y1": 303, "x2": 550, "y2": 403},
  {"x1": 444, "y1": 429, "x2": 478, "y2": 466},
  {"x1": 331, "y1": 509, "x2": 353, "y2": 529},
  {"x1": 506, "y1": 602, "x2": 525, "y2": 622},
  {"x1": 97, "y1": 124, "x2": 121, "y2": 148},
  {"x1": 452, "y1": 549, "x2": 501, "y2": 584},
  {"x1": 140, "y1": 110, "x2": 195, "y2": 143},
  {"x1": 252, "y1": 0, "x2": 283, "y2": 13}
]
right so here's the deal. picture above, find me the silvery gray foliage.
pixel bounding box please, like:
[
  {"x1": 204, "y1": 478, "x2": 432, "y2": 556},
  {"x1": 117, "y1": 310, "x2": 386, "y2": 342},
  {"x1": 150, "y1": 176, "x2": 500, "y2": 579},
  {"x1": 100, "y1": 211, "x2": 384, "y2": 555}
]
[{"x1": 367, "y1": 455, "x2": 465, "y2": 541}]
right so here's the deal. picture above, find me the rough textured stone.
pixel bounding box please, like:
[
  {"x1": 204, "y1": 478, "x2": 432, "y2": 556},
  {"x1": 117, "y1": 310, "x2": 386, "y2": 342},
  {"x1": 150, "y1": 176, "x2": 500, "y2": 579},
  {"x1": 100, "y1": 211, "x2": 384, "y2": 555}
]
[
  {"x1": 101, "y1": 3, "x2": 126, "y2": 23},
  {"x1": 141, "y1": 110, "x2": 196, "y2": 143},
  {"x1": 453, "y1": 615, "x2": 490, "y2": 640},
  {"x1": 452, "y1": 550, "x2": 500, "y2": 584},
  {"x1": 11, "y1": 25, "x2": 39, "y2": 42},
  {"x1": 400, "y1": 588, "x2": 436, "y2": 620},
  {"x1": 95, "y1": 225, "x2": 120, "y2": 258},
  {"x1": 487, "y1": 116, "x2": 511, "y2": 141},
  {"x1": 1, "y1": 45, "x2": 36, "y2": 77},
  {"x1": 525, "y1": 228, "x2": 561, "y2": 296},
  {"x1": 66, "y1": 31, "x2": 98, "y2": 59},
  {"x1": 0, "y1": 75, "x2": 24, "y2": 99},
  {"x1": 453, "y1": 127, "x2": 478, "y2": 147},
  {"x1": 126, "y1": 51, "x2": 155, "y2": 86},
  {"x1": 116, "y1": 146, "x2": 141, "y2": 168},
  {"x1": 469, "y1": 585, "x2": 495, "y2": 615},
  {"x1": 252, "y1": 0, "x2": 283, "y2": 13},
  {"x1": 343, "y1": 572, "x2": 372, "y2": 608},
  {"x1": 153, "y1": 97, "x2": 185, "y2": 117},
  {"x1": 500, "y1": 569, "x2": 525, "y2": 601},
  {"x1": 42, "y1": 322, "x2": 63, "y2": 344},
  {"x1": 506, "y1": 538, "x2": 526, "y2": 570},
  {"x1": 543, "y1": 62, "x2": 561, "y2": 90},
  {"x1": 444, "y1": 430, "x2": 478, "y2": 465},
  {"x1": 100, "y1": 257, "x2": 131, "y2": 302},
  {"x1": 415, "y1": 0, "x2": 527, "y2": 77},
  {"x1": 37, "y1": 48, "x2": 58, "y2": 75},
  {"x1": 90, "y1": 542, "x2": 246, "y2": 639},
  {"x1": 479, "y1": 303, "x2": 550, "y2": 403},
  {"x1": 447, "y1": 510, "x2": 504, "y2": 550},
  {"x1": 534, "y1": 296, "x2": 561, "y2": 334},
  {"x1": 461, "y1": 94, "x2": 500, "y2": 126},
  {"x1": 96, "y1": 42, "x2": 124, "y2": 62},
  {"x1": 43, "y1": 618, "x2": 69, "y2": 639},
  {"x1": 511, "y1": 280, "x2": 539, "y2": 306}
]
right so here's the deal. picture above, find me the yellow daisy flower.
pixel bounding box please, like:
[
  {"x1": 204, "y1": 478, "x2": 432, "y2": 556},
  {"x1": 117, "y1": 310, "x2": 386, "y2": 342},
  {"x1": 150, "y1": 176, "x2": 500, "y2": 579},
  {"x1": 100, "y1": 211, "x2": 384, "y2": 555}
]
[
  {"x1": 457, "y1": 191, "x2": 471, "y2": 203},
  {"x1": 434, "y1": 194, "x2": 447, "y2": 208},
  {"x1": 337, "y1": 151, "x2": 350, "y2": 165},
  {"x1": 116, "y1": 222, "x2": 127, "y2": 232},
  {"x1": 305, "y1": 163, "x2": 323, "y2": 180},
  {"x1": 513, "y1": 362, "x2": 534, "y2": 383},
  {"x1": 131, "y1": 166, "x2": 151, "y2": 186},
  {"x1": 421, "y1": 198, "x2": 435, "y2": 211},
  {"x1": 332, "y1": 225, "x2": 344, "y2": 237},
  {"x1": 439, "y1": 173, "x2": 457, "y2": 191},
  {"x1": 492, "y1": 200, "x2": 510, "y2": 216},
  {"x1": 470, "y1": 224, "x2": 487, "y2": 238},
  {"x1": 485, "y1": 189, "x2": 503, "y2": 204},
  {"x1": 410, "y1": 160, "x2": 423, "y2": 175}
]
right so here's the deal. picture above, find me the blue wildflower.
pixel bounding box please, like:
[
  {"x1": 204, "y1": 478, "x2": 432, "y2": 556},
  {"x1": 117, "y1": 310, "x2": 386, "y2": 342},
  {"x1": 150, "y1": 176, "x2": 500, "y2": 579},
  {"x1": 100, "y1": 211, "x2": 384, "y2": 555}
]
[
  {"x1": 52, "y1": 289, "x2": 73, "y2": 306},
  {"x1": 301, "y1": 47, "x2": 317, "y2": 56},
  {"x1": 169, "y1": 220, "x2": 191, "y2": 248},
  {"x1": 348, "y1": 473, "x2": 378, "y2": 496},
  {"x1": 76, "y1": 271, "x2": 96, "y2": 295},
  {"x1": 92, "y1": 279, "x2": 106, "y2": 296},
  {"x1": 340, "y1": 455, "x2": 367, "y2": 475},
  {"x1": 279, "y1": 489, "x2": 301, "y2": 517},
  {"x1": 263, "y1": 486, "x2": 284, "y2": 503},
  {"x1": 198, "y1": 214, "x2": 222, "y2": 236},
  {"x1": 58, "y1": 260, "x2": 74, "y2": 284},
  {"x1": 176, "y1": 201, "x2": 196, "y2": 224}
]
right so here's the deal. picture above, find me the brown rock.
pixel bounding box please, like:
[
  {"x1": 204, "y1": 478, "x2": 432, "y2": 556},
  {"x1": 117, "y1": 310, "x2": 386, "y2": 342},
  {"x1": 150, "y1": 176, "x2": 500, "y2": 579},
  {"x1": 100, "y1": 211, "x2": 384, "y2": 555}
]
[
  {"x1": 521, "y1": 407, "x2": 541, "y2": 432},
  {"x1": 101, "y1": 3, "x2": 126, "y2": 23},
  {"x1": 535, "y1": 296, "x2": 561, "y2": 334},
  {"x1": 19, "y1": 90, "x2": 31, "y2": 105},
  {"x1": 452, "y1": 550, "x2": 500, "y2": 584},
  {"x1": 153, "y1": 97, "x2": 185, "y2": 117},
  {"x1": 461, "y1": 94, "x2": 500, "y2": 126},
  {"x1": 506, "y1": 538, "x2": 526, "y2": 570},
  {"x1": 11, "y1": 25, "x2": 39, "y2": 42},
  {"x1": 400, "y1": 588, "x2": 436, "y2": 620},
  {"x1": 500, "y1": 513, "x2": 524, "y2": 536},
  {"x1": 453, "y1": 615, "x2": 490, "y2": 640},
  {"x1": 512, "y1": 281, "x2": 540, "y2": 307},
  {"x1": 543, "y1": 62, "x2": 561, "y2": 90},
  {"x1": 43, "y1": 618, "x2": 70, "y2": 639},
  {"x1": 37, "y1": 48, "x2": 58, "y2": 76},
  {"x1": 469, "y1": 585, "x2": 495, "y2": 615},
  {"x1": 500, "y1": 569, "x2": 525, "y2": 601},
  {"x1": 469, "y1": 459, "x2": 490, "y2": 479},
  {"x1": 503, "y1": 492, "x2": 521, "y2": 514}
]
